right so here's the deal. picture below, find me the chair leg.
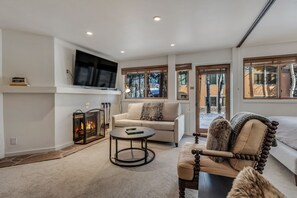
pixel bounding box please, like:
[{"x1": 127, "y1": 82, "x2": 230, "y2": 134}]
[
  {"x1": 179, "y1": 179, "x2": 186, "y2": 198},
  {"x1": 178, "y1": 177, "x2": 199, "y2": 198}
]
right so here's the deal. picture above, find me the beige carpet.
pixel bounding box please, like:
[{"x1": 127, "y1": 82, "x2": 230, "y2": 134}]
[{"x1": 0, "y1": 136, "x2": 295, "y2": 198}]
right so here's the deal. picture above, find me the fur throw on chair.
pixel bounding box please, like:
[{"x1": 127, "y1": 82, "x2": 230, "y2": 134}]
[
  {"x1": 227, "y1": 167, "x2": 285, "y2": 198},
  {"x1": 206, "y1": 117, "x2": 231, "y2": 162}
]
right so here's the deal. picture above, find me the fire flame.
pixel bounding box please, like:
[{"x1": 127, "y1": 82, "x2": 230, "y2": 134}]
[
  {"x1": 86, "y1": 121, "x2": 96, "y2": 130},
  {"x1": 74, "y1": 121, "x2": 96, "y2": 134}
]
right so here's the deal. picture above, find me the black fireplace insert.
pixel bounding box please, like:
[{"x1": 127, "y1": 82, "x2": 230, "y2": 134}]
[{"x1": 73, "y1": 109, "x2": 105, "y2": 144}]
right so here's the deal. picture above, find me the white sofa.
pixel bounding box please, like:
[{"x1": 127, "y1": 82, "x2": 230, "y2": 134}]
[
  {"x1": 268, "y1": 116, "x2": 297, "y2": 186},
  {"x1": 112, "y1": 102, "x2": 185, "y2": 147}
]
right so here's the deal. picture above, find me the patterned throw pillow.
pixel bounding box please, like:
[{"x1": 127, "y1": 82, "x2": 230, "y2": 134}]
[
  {"x1": 206, "y1": 116, "x2": 231, "y2": 162},
  {"x1": 140, "y1": 103, "x2": 163, "y2": 121}
]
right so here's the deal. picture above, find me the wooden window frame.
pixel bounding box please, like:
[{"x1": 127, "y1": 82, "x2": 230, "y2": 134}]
[
  {"x1": 243, "y1": 54, "x2": 297, "y2": 100},
  {"x1": 176, "y1": 70, "x2": 190, "y2": 101},
  {"x1": 176, "y1": 63, "x2": 191, "y2": 101},
  {"x1": 123, "y1": 65, "x2": 168, "y2": 99}
]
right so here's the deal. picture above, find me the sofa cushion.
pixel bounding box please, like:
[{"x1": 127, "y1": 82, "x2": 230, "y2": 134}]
[
  {"x1": 141, "y1": 120, "x2": 174, "y2": 131},
  {"x1": 207, "y1": 117, "x2": 231, "y2": 163},
  {"x1": 127, "y1": 103, "x2": 143, "y2": 120},
  {"x1": 229, "y1": 119, "x2": 267, "y2": 171},
  {"x1": 140, "y1": 103, "x2": 163, "y2": 121},
  {"x1": 162, "y1": 102, "x2": 180, "y2": 121},
  {"x1": 114, "y1": 119, "x2": 142, "y2": 127}
]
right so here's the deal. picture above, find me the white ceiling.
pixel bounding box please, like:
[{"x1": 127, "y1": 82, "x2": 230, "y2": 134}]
[{"x1": 0, "y1": 0, "x2": 296, "y2": 61}]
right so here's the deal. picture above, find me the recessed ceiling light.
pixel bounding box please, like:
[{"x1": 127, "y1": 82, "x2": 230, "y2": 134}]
[
  {"x1": 86, "y1": 31, "x2": 93, "y2": 36},
  {"x1": 170, "y1": 43, "x2": 175, "y2": 47},
  {"x1": 153, "y1": 16, "x2": 161, "y2": 21},
  {"x1": 121, "y1": 51, "x2": 125, "y2": 54}
]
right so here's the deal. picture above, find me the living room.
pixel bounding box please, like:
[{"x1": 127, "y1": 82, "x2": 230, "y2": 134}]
[{"x1": 0, "y1": 0, "x2": 296, "y2": 197}]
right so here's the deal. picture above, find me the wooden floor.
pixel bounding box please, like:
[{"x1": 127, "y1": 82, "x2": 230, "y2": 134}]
[{"x1": 198, "y1": 172, "x2": 234, "y2": 198}]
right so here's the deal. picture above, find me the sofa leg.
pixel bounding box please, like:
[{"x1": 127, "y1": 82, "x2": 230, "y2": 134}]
[
  {"x1": 295, "y1": 174, "x2": 297, "y2": 186},
  {"x1": 179, "y1": 179, "x2": 185, "y2": 198},
  {"x1": 175, "y1": 143, "x2": 178, "y2": 147}
]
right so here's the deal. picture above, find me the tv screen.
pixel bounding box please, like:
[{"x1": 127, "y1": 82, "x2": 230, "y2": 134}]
[{"x1": 73, "y1": 50, "x2": 118, "y2": 88}]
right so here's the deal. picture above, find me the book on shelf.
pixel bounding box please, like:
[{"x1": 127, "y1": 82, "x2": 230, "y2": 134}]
[
  {"x1": 9, "y1": 82, "x2": 30, "y2": 86},
  {"x1": 10, "y1": 77, "x2": 29, "y2": 86},
  {"x1": 125, "y1": 129, "x2": 144, "y2": 135}
]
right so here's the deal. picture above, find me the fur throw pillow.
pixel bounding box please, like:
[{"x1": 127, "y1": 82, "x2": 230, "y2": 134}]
[
  {"x1": 206, "y1": 117, "x2": 231, "y2": 162},
  {"x1": 140, "y1": 103, "x2": 163, "y2": 121},
  {"x1": 227, "y1": 167, "x2": 285, "y2": 198}
]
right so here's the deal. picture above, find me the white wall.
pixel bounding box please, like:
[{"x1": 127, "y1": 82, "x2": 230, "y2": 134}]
[
  {"x1": 233, "y1": 42, "x2": 297, "y2": 116},
  {"x1": 54, "y1": 38, "x2": 120, "y2": 149},
  {"x1": 2, "y1": 28, "x2": 296, "y2": 155},
  {"x1": 1, "y1": 30, "x2": 121, "y2": 156},
  {"x1": 54, "y1": 94, "x2": 119, "y2": 149},
  {"x1": 3, "y1": 94, "x2": 55, "y2": 155},
  {"x1": 118, "y1": 49, "x2": 232, "y2": 134},
  {"x1": 2, "y1": 30, "x2": 55, "y2": 86},
  {"x1": 0, "y1": 29, "x2": 4, "y2": 158},
  {"x1": 54, "y1": 38, "x2": 116, "y2": 87}
]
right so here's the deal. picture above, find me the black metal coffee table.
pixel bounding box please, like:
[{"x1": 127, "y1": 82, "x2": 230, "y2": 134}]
[{"x1": 109, "y1": 127, "x2": 155, "y2": 167}]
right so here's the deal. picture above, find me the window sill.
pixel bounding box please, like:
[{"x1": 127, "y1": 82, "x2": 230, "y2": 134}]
[
  {"x1": 242, "y1": 99, "x2": 297, "y2": 104},
  {"x1": 122, "y1": 99, "x2": 190, "y2": 104}
]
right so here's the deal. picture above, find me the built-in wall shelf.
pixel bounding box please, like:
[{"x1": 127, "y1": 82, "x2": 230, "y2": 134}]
[
  {"x1": 0, "y1": 86, "x2": 56, "y2": 93},
  {"x1": 0, "y1": 86, "x2": 121, "y2": 95},
  {"x1": 56, "y1": 87, "x2": 121, "y2": 95}
]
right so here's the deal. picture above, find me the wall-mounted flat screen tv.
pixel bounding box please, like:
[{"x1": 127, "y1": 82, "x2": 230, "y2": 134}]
[{"x1": 73, "y1": 50, "x2": 118, "y2": 88}]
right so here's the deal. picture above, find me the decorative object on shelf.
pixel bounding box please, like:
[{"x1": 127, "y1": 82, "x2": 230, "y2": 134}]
[
  {"x1": 10, "y1": 77, "x2": 30, "y2": 86},
  {"x1": 73, "y1": 108, "x2": 105, "y2": 144}
]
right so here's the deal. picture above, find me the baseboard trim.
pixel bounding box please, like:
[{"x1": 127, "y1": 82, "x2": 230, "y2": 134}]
[
  {"x1": 4, "y1": 141, "x2": 74, "y2": 157},
  {"x1": 5, "y1": 146, "x2": 56, "y2": 157},
  {"x1": 55, "y1": 141, "x2": 74, "y2": 151}
]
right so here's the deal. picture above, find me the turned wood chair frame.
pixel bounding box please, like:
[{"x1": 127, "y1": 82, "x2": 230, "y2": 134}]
[{"x1": 178, "y1": 120, "x2": 279, "y2": 198}]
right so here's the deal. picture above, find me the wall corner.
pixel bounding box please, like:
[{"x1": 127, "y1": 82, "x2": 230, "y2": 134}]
[{"x1": 0, "y1": 29, "x2": 5, "y2": 158}]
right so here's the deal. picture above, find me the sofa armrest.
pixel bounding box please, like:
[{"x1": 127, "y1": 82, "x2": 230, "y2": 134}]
[
  {"x1": 174, "y1": 114, "x2": 185, "y2": 146},
  {"x1": 111, "y1": 113, "x2": 127, "y2": 129}
]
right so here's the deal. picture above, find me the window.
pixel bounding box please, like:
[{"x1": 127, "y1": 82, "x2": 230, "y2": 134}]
[
  {"x1": 147, "y1": 72, "x2": 168, "y2": 98},
  {"x1": 176, "y1": 63, "x2": 191, "y2": 100},
  {"x1": 126, "y1": 73, "x2": 145, "y2": 98},
  {"x1": 253, "y1": 66, "x2": 277, "y2": 85},
  {"x1": 177, "y1": 70, "x2": 189, "y2": 100},
  {"x1": 206, "y1": 74, "x2": 217, "y2": 85},
  {"x1": 244, "y1": 55, "x2": 297, "y2": 99},
  {"x1": 122, "y1": 65, "x2": 168, "y2": 99}
]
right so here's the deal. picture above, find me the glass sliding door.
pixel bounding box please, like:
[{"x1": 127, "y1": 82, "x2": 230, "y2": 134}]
[{"x1": 196, "y1": 64, "x2": 230, "y2": 133}]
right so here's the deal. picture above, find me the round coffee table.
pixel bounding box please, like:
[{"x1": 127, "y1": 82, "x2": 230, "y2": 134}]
[{"x1": 109, "y1": 127, "x2": 155, "y2": 167}]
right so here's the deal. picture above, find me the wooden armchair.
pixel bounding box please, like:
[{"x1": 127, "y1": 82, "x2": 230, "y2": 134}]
[{"x1": 177, "y1": 119, "x2": 278, "y2": 198}]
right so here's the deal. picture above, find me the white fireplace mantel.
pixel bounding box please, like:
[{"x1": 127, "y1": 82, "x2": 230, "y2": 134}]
[{"x1": 0, "y1": 86, "x2": 121, "y2": 95}]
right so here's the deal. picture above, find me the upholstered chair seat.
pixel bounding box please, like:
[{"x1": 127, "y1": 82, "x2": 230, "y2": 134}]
[{"x1": 178, "y1": 143, "x2": 238, "y2": 181}]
